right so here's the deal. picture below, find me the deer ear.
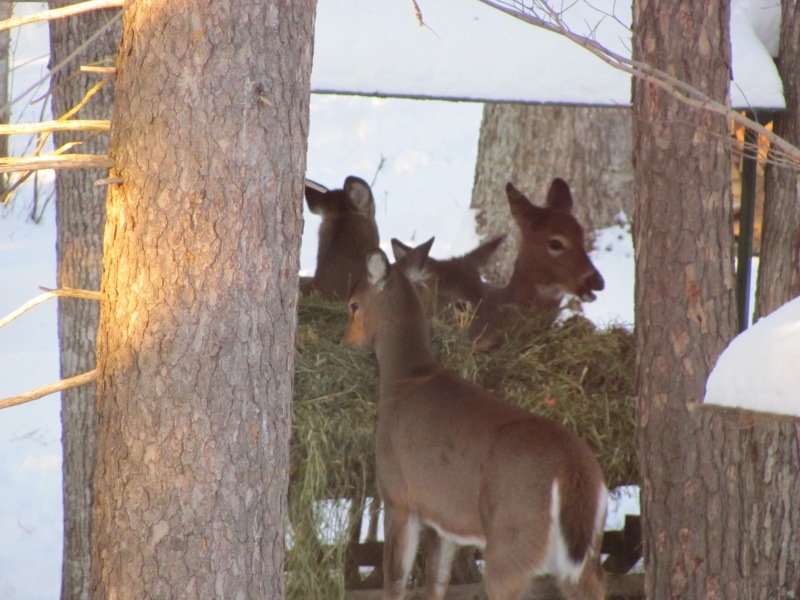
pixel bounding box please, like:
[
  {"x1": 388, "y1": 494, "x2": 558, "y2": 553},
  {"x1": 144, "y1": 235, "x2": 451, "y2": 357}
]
[
  {"x1": 366, "y1": 249, "x2": 390, "y2": 289},
  {"x1": 304, "y1": 185, "x2": 327, "y2": 215},
  {"x1": 506, "y1": 182, "x2": 544, "y2": 224},
  {"x1": 545, "y1": 178, "x2": 574, "y2": 212},
  {"x1": 391, "y1": 238, "x2": 411, "y2": 262},
  {"x1": 344, "y1": 176, "x2": 374, "y2": 214},
  {"x1": 399, "y1": 237, "x2": 433, "y2": 282},
  {"x1": 462, "y1": 235, "x2": 505, "y2": 268}
]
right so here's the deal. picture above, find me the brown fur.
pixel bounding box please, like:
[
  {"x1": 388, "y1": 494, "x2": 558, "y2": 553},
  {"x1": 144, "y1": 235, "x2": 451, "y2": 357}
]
[
  {"x1": 471, "y1": 179, "x2": 605, "y2": 350},
  {"x1": 343, "y1": 245, "x2": 607, "y2": 600},
  {"x1": 304, "y1": 175, "x2": 380, "y2": 300}
]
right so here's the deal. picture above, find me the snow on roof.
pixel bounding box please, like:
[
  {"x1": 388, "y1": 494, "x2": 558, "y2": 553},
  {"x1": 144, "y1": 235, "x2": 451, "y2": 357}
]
[{"x1": 311, "y1": 0, "x2": 784, "y2": 110}]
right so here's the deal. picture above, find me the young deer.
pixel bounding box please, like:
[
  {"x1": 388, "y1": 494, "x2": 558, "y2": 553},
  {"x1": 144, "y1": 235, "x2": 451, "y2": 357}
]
[
  {"x1": 470, "y1": 178, "x2": 605, "y2": 348},
  {"x1": 302, "y1": 175, "x2": 380, "y2": 300},
  {"x1": 390, "y1": 235, "x2": 505, "y2": 312},
  {"x1": 343, "y1": 246, "x2": 608, "y2": 600}
]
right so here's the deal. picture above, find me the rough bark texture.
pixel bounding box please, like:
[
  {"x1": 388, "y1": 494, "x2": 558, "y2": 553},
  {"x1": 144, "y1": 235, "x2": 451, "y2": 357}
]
[
  {"x1": 471, "y1": 104, "x2": 633, "y2": 283},
  {"x1": 90, "y1": 1, "x2": 316, "y2": 598},
  {"x1": 633, "y1": 1, "x2": 800, "y2": 598},
  {"x1": 47, "y1": 5, "x2": 120, "y2": 599},
  {"x1": 755, "y1": 0, "x2": 800, "y2": 320}
]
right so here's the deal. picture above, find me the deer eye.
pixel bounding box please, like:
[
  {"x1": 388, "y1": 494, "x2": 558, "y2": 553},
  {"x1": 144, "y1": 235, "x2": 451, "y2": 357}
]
[
  {"x1": 348, "y1": 301, "x2": 359, "y2": 315},
  {"x1": 548, "y1": 238, "x2": 565, "y2": 252}
]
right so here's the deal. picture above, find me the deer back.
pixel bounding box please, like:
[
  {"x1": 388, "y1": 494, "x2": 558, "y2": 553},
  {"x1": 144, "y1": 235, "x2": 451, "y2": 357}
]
[
  {"x1": 304, "y1": 175, "x2": 380, "y2": 300},
  {"x1": 343, "y1": 246, "x2": 607, "y2": 599}
]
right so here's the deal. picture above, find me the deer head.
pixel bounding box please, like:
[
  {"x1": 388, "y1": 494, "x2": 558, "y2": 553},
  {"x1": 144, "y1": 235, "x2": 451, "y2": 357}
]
[
  {"x1": 390, "y1": 235, "x2": 505, "y2": 312},
  {"x1": 304, "y1": 175, "x2": 380, "y2": 300},
  {"x1": 505, "y1": 178, "x2": 605, "y2": 307},
  {"x1": 343, "y1": 246, "x2": 608, "y2": 600}
]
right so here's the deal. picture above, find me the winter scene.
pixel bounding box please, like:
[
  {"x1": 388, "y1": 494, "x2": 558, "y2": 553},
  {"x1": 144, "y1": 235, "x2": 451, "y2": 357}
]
[{"x1": 1, "y1": 1, "x2": 798, "y2": 599}]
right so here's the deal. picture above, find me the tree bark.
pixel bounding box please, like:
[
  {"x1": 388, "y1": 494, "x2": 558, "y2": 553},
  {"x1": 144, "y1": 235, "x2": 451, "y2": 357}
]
[
  {"x1": 633, "y1": 1, "x2": 800, "y2": 598},
  {"x1": 471, "y1": 104, "x2": 633, "y2": 283},
  {"x1": 90, "y1": 1, "x2": 316, "y2": 598},
  {"x1": 755, "y1": 0, "x2": 800, "y2": 320},
  {"x1": 47, "y1": 5, "x2": 119, "y2": 599}
]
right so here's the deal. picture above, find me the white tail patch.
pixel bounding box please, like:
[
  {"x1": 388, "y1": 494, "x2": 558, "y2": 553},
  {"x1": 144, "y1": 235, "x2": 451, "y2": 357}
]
[{"x1": 536, "y1": 481, "x2": 608, "y2": 583}]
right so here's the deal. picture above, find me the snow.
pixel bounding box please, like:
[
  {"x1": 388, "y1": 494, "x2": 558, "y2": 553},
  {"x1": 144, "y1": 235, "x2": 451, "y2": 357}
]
[
  {"x1": 311, "y1": 0, "x2": 785, "y2": 109},
  {"x1": 1, "y1": 0, "x2": 794, "y2": 596},
  {"x1": 704, "y1": 297, "x2": 800, "y2": 417}
]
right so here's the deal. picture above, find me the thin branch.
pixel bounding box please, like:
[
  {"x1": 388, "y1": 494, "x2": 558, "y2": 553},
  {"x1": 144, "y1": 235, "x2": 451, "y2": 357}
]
[
  {"x1": 80, "y1": 65, "x2": 116, "y2": 75},
  {"x1": 0, "y1": 0, "x2": 125, "y2": 33},
  {"x1": 38, "y1": 286, "x2": 104, "y2": 301},
  {"x1": 477, "y1": 0, "x2": 800, "y2": 170},
  {"x1": 0, "y1": 153, "x2": 114, "y2": 174},
  {"x1": 0, "y1": 369, "x2": 99, "y2": 411},
  {"x1": 0, "y1": 119, "x2": 110, "y2": 135},
  {"x1": 0, "y1": 5, "x2": 126, "y2": 118},
  {"x1": 0, "y1": 287, "x2": 102, "y2": 330}
]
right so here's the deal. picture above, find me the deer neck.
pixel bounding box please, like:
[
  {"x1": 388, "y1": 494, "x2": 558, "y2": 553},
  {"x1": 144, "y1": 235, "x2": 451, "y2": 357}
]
[
  {"x1": 373, "y1": 294, "x2": 438, "y2": 399},
  {"x1": 498, "y1": 258, "x2": 565, "y2": 311}
]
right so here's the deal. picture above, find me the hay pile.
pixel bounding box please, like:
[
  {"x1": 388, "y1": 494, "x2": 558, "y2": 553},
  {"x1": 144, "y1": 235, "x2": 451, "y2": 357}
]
[{"x1": 288, "y1": 295, "x2": 636, "y2": 597}]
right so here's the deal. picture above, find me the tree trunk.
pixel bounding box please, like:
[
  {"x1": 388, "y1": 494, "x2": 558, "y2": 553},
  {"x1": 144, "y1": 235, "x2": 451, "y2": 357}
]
[
  {"x1": 633, "y1": 1, "x2": 800, "y2": 598},
  {"x1": 471, "y1": 104, "x2": 633, "y2": 283},
  {"x1": 755, "y1": 0, "x2": 800, "y2": 320},
  {"x1": 47, "y1": 5, "x2": 120, "y2": 598},
  {"x1": 90, "y1": 1, "x2": 316, "y2": 598}
]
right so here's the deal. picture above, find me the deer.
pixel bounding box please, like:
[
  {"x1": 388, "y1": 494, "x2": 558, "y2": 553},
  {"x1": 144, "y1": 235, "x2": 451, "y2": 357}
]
[
  {"x1": 390, "y1": 235, "x2": 505, "y2": 313},
  {"x1": 301, "y1": 175, "x2": 380, "y2": 300},
  {"x1": 469, "y1": 178, "x2": 605, "y2": 349},
  {"x1": 342, "y1": 244, "x2": 608, "y2": 600}
]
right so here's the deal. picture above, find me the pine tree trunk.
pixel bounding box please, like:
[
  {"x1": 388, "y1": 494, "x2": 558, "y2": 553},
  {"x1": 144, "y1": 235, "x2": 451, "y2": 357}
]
[
  {"x1": 633, "y1": 0, "x2": 800, "y2": 597},
  {"x1": 47, "y1": 6, "x2": 120, "y2": 598},
  {"x1": 756, "y1": 0, "x2": 800, "y2": 320},
  {"x1": 90, "y1": 1, "x2": 316, "y2": 597},
  {"x1": 471, "y1": 104, "x2": 633, "y2": 283}
]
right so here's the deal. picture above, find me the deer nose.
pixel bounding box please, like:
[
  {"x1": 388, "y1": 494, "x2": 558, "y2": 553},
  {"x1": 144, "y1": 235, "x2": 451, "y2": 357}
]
[{"x1": 586, "y1": 271, "x2": 605, "y2": 292}]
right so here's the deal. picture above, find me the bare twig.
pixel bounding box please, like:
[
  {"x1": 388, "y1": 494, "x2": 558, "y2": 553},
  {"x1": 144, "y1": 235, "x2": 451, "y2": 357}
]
[
  {"x1": 38, "y1": 286, "x2": 104, "y2": 301},
  {"x1": 0, "y1": 154, "x2": 114, "y2": 174},
  {"x1": 0, "y1": 119, "x2": 110, "y2": 135},
  {"x1": 409, "y1": 0, "x2": 442, "y2": 39},
  {"x1": 477, "y1": 0, "x2": 800, "y2": 170},
  {"x1": 0, "y1": 0, "x2": 125, "y2": 33},
  {"x1": 80, "y1": 65, "x2": 116, "y2": 75},
  {"x1": 0, "y1": 287, "x2": 102, "y2": 330},
  {"x1": 94, "y1": 177, "x2": 123, "y2": 186},
  {"x1": 0, "y1": 369, "x2": 99, "y2": 410}
]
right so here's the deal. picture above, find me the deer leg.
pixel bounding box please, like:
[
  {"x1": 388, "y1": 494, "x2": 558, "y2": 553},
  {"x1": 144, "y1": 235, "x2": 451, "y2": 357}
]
[
  {"x1": 482, "y1": 536, "x2": 542, "y2": 600},
  {"x1": 558, "y1": 558, "x2": 606, "y2": 600},
  {"x1": 383, "y1": 503, "x2": 421, "y2": 600},
  {"x1": 424, "y1": 532, "x2": 458, "y2": 600}
]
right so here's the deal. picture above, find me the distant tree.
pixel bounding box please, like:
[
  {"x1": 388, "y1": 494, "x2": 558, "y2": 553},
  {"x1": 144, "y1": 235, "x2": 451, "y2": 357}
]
[
  {"x1": 90, "y1": 0, "x2": 316, "y2": 597},
  {"x1": 633, "y1": 0, "x2": 799, "y2": 597},
  {"x1": 471, "y1": 104, "x2": 633, "y2": 283},
  {"x1": 47, "y1": 5, "x2": 120, "y2": 598},
  {"x1": 756, "y1": 0, "x2": 800, "y2": 319}
]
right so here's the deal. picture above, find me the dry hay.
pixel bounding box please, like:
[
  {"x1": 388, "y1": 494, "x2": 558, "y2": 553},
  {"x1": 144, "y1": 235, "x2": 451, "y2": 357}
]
[{"x1": 288, "y1": 295, "x2": 636, "y2": 597}]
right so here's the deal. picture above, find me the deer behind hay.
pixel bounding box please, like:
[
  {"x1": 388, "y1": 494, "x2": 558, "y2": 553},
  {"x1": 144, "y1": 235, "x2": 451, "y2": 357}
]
[
  {"x1": 302, "y1": 175, "x2": 380, "y2": 300},
  {"x1": 471, "y1": 178, "x2": 605, "y2": 349}
]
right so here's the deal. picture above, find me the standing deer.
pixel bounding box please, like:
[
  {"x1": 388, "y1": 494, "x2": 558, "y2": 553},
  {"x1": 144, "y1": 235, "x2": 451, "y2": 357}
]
[
  {"x1": 470, "y1": 178, "x2": 605, "y2": 348},
  {"x1": 343, "y1": 245, "x2": 608, "y2": 600},
  {"x1": 390, "y1": 235, "x2": 505, "y2": 312},
  {"x1": 302, "y1": 175, "x2": 380, "y2": 300}
]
